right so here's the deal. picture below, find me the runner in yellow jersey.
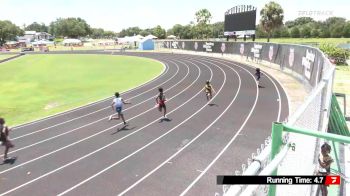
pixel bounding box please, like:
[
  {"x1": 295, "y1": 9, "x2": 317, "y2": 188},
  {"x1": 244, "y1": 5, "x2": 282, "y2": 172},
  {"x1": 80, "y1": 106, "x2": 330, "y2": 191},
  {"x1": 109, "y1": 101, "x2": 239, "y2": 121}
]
[{"x1": 203, "y1": 80, "x2": 216, "y2": 102}]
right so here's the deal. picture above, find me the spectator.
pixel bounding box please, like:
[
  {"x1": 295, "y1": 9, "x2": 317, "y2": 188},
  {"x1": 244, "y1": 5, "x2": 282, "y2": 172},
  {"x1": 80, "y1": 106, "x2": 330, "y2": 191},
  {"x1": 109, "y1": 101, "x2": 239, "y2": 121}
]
[{"x1": 318, "y1": 142, "x2": 334, "y2": 196}]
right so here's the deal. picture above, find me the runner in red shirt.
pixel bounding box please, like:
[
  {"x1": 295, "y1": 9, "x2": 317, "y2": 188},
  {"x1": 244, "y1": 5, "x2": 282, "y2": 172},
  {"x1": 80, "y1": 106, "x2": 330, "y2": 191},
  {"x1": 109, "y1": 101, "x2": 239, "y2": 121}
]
[{"x1": 156, "y1": 87, "x2": 167, "y2": 119}]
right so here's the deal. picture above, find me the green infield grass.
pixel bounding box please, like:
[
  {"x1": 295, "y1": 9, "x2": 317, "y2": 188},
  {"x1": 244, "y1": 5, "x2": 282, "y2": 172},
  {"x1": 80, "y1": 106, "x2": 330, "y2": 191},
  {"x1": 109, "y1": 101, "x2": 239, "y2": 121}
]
[{"x1": 0, "y1": 54, "x2": 163, "y2": 125}]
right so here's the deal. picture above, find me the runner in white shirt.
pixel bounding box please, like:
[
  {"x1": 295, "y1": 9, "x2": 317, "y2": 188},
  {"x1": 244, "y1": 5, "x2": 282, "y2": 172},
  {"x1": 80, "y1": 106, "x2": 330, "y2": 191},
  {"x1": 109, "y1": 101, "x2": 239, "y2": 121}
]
[{"x1": 108, "y1": 92, "x2": 131, "y2": 125}]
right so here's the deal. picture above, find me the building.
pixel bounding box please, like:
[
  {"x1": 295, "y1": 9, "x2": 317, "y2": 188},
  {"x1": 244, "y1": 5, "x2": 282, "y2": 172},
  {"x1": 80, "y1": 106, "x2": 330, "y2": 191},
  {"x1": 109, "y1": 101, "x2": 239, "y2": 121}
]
[
  {"x1": 17, "y1": 31, "x2": 53, "y2": 44},
  {"x1": 34, "y1": 32, "x2": 53, "y2": 40},
  {"x1": 138, "y1": 38, "x2": 154, "y2": 50}
]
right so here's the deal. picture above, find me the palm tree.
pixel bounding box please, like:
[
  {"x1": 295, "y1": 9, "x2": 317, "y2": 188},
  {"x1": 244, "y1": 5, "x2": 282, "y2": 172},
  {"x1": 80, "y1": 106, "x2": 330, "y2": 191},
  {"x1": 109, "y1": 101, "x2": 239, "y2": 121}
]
[{"x1": 260, "y1": 2, "x2": 284, "y2": 42}]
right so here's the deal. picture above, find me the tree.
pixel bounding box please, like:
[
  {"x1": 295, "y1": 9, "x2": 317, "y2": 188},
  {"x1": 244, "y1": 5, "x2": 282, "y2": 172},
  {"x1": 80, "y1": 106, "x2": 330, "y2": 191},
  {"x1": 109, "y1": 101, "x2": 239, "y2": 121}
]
[
  {"x1": 256, "y1": 24, "x2": 267, "y2": 38},
  {"x1": 118, "y1": 27, "x2": 141, "y2": 37},
  {"x1": 25, "y1": 22, "x2": 48, "y2": 32},
  {"x1": 152, "y1": 25, "x2": 166, "y2": 39},
  {"x1": 320, "y1": 27, "x2": 331, "y2": 38},
  {"x1": 103, "y1": 31, "x2": 116, "y2": 39},
  {"x1": 290, "y1": 27, "x2": 300, "y2": 38},
  {"x1": 194, "y1": 9, "x2": 212, "y2": 39},
  {"x1": 311, "y1": 29, "x2": 320, "y2": 38},
  {"x1": 49, "y1": 17, "x2": 91, "y2": 38},
  {"x1": 195, "y1": 9, "x2": 212, "y2": 24},
  {"x1": 285, "y1": 21, "x2": 295, "y2": 28},
  {"x1": 91, "y1": 28, "x2": 104, "y2": 39},
  {"x1": 301, "y1": 26, "x2": 311, "y2": 38},
  {"x1": 331, "y1": 24, "x2": 344, "y2": 38},
  {"x1": 325, "y1": 17, "x2": 346, "y2": 27},
  {"x1": 140, "y1": 29, "x2": 152, "y2": 36},
  {"x1": 280, "y1": 26, "x2": 290, "y2": 37},
  {"x1": 211, "y1": 22, "x2": 224, "y2": 38},
  {"x1": 0, "y1": 20, "x2": 23, "y2": 46},
  {"x1": 293, "y1": 17, "x2": 315, "y2": 26},
  {"x1": 260, "y1": 1, "x2": 284, "y2": 42},
  {"x1": 273, "y1": 28, "x2": 281, "y2": 38},
  {"x1": 182, "y1": 24, "x2": 194, "y2": 39},
  {"x1": 343, "y1": 22, "x2": 350, "y2": 38},
  {"x1": 170, "y1": 24, "x2": 184, "y2": 38}
]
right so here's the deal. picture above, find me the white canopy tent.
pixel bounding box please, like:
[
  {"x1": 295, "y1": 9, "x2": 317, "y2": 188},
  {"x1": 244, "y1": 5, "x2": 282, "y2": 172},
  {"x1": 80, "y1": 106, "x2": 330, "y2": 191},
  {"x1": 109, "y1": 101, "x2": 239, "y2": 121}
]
[
  {"x1": 117, "y1": 36, "x2": 143, "y2": 44},
  {"x1": 62, "y1": 39, "x2": 82, "y2": 45},
  {"x1": 167, "y1": 35, "x2": 176, "y2": 39},
  {"x1": 31, "y1": 40, "x2": 54, "y2": 45},
  {"x1": 145, "y1": 34, "x2": 158, "y2": 39}
]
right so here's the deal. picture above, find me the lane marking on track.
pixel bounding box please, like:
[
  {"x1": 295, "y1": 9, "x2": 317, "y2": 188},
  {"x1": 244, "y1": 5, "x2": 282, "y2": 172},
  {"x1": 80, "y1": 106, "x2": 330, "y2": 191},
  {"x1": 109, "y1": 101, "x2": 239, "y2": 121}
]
[
  {"x1": 211, "y1": 57, "x2": 282, "y2": 122},
  {"x1": 117, "y1": 58, "x2": 243, "y2": 196},
  {"x1": 178, "y1": 59, "x2": 284, "y2": 196},
  {"x1": 178, "y1": 62, "x2": 259, "y2": 196},
  {"x1": 0, "y1": 57, "x2": 212, "y2": 196},
  {"x1": 56, "y1": 58, "x2": 227, "y2": 196}
]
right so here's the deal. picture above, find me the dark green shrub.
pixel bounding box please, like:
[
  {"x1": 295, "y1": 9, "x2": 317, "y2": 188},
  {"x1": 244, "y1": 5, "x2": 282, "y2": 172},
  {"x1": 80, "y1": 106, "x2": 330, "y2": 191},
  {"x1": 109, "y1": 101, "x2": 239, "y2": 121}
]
[{"x1": 319, "y1": 43, "x2": 349, "y2": 65}]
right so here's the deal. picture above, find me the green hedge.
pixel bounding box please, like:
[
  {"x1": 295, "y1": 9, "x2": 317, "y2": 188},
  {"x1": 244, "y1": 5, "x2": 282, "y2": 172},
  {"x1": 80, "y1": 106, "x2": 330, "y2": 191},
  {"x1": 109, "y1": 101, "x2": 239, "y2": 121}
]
[{"x1": 319, "y1": 43, "x2": 349, "y2": 65}]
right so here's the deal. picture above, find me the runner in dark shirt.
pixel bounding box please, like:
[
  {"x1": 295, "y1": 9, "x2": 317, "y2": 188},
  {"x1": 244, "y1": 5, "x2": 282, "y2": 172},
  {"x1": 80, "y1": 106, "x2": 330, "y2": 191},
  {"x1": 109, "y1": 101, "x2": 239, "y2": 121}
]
[
  {"x1": 0, "y1": 118, "x2": 14, "y2": 161},
  {"x1": 156, "y1": 87, "x2": 167, "y2": 119},
  {"x1": 255, "y1": 68, "x2": 261, "y2": 87}
]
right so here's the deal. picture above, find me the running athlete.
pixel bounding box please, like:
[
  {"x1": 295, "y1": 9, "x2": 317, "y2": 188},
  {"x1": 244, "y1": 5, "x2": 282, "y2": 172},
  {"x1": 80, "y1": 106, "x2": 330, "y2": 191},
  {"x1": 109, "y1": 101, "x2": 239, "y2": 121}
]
[
  {"x1": 255, "y1": 68, "x2": 261, "y2": 86},
  {"x1": 109, "y1": 92, "x2": 131, "y2": 125},
  {"x1": 203, "y1": 80, "x2": 216, "y2": 101},
  {"x1": 0, "y1": 118, "x2": 14, "y2": 161},
  {"x1": 156, "y1": 87, "x2": 167, "y2": 119}
]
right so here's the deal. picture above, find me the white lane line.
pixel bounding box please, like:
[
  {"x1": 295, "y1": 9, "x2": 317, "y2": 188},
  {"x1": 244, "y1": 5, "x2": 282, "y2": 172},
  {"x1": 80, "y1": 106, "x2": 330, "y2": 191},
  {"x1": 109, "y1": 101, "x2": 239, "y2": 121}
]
[
  {"x1": 179, "y1": 67, "x2": 258, "y2": 196},
  {"x1": 11, "y1": 59, "x2": 172, "y2": 140},
  {"x1": 179, "y1": 60, "x2": 283, "y2": 196},
  {"x1": 57, "y1": 58, "x2": 225, "y2": 196},
  {"x1": 261, "y1": 70, "x2": 282, "y2": 121},
  {"x1": 13, "y1": 56, "x2": 168, "y2": 130},
  {"x1": 117, "y1": 58, "x2": 242, "y2": 196},
  {"x1": 210, "y1": 57, "x2": 283, "y2": 122},
  {"x1": 0, "y1": 58, "x2": 208, "y2": 195},
  {"x1": 0, "y1": 58, "x2": 188, "y2": 168}
]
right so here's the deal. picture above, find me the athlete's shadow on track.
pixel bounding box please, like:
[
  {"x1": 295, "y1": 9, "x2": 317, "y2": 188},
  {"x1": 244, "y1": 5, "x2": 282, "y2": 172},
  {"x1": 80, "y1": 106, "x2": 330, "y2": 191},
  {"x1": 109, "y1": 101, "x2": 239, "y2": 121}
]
[
  {"x1": 0, "y1": 157, "x2": 17, "y2": 165},
  {"x1": 258, "y1": 85, "x2": 265, "y2": 88},
  {"x1": 111, "y1": 125, "x2": 136, "y2": 135},
  {"x1": 159, "y1": 118, "x2": 172, "y2": 123},
  {"x1": 208, "y1": 103, "x2": 218, "y2": 107}
]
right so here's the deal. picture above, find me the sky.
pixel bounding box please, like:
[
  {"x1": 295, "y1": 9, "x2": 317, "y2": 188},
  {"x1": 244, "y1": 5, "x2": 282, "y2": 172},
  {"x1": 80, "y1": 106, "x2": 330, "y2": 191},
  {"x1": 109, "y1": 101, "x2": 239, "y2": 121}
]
[{"x1": 0, "y1": 0, "x2": 349, "y2": 32}]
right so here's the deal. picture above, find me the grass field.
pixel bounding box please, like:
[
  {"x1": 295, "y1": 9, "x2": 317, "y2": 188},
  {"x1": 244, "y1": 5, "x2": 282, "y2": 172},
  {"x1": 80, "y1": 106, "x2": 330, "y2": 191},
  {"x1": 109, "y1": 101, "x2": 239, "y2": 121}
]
[
  {"x1": 254, "y1": 38, "x2": 350, "y2": 46},
  {"x1": 0, "y1": 54, "x2": 17, "y2": 61},
  {"x1": 334, "y1": 65, "x2": 350, "y2": 95},
  {"x1": 0, "y1": 54, "x2": 163, "y2": 125}
]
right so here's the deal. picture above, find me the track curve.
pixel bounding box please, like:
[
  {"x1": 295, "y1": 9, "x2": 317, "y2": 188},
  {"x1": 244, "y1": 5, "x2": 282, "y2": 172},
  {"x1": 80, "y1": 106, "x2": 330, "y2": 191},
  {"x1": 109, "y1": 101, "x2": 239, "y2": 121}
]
[{"x1": 0, "y1": 52, "x2": 288, "y2": 196}]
